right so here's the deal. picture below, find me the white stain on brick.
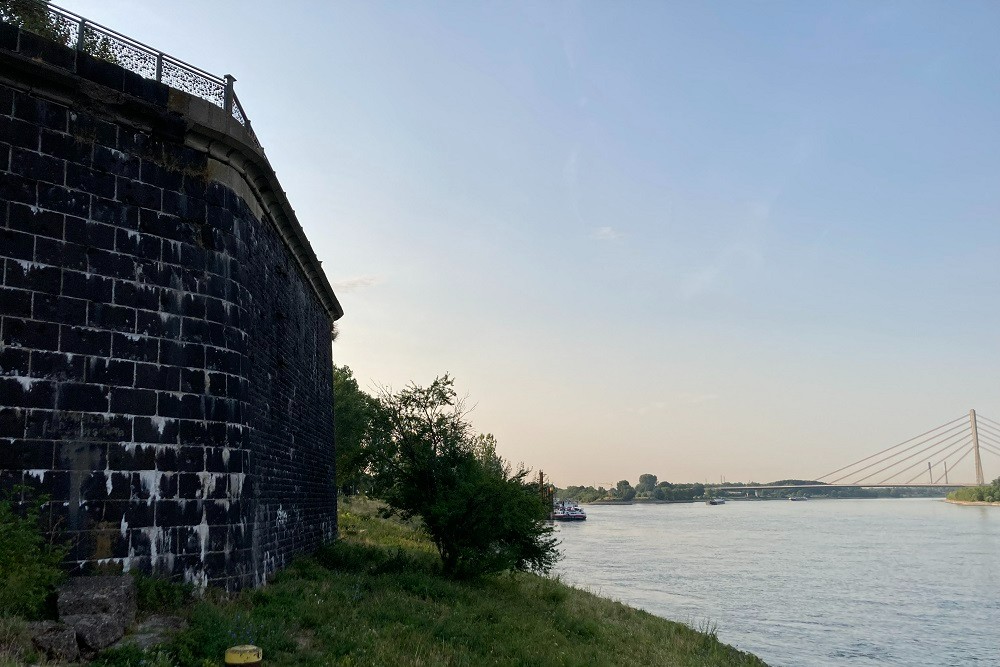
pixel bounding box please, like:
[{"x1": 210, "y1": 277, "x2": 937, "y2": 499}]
[
  {"x1": 14, "y1": 376, "x2": 38, "y2": 391},
  {"x1": 150, "y1": 416, "x2": 167, "y2": 435},
  {"x1": 229, "y1": 473, "x2": 244, "y2": 497},
  {"x1": 197, "y1": 471, "x2": 217, "y2": 499},
  {"x1": 14, "y1": 259, "x2": 46, "y2": 271},
  {"x1": 196, "y1": 508, "x2": 210, "y2": 563},
  {"x1": 137, "y1": 470, "x2": 160, "y2": 505}
]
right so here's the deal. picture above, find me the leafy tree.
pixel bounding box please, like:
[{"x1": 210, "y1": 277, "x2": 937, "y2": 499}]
[
  {"x1": 613, "y1": 480, "x2": 636, "y2": 501},
  {"x1": 0, "y1": 0, "x2": 117, "y2": 60},
  {"x1": 0, "y1": 0, "x2": 72, "y2": 44},
  {"x1": 332, "y1": 365, "x2": 378, "y2": 495},
  {"x1": 373, "y1": 375, "x2": 558, "y2": 577},
  {"x1": 636, "y1": 474, "x2": 658, "y2": 495}
]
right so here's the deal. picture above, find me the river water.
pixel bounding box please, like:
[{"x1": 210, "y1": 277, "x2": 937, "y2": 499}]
[{"x1": 553, "y1": 499, "x2": 1000, "y2": 666}]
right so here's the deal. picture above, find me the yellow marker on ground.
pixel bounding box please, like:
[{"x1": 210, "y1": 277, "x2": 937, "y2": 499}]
[{"x1": 225, "y1": 645, "x2": 262, "y2": 665}]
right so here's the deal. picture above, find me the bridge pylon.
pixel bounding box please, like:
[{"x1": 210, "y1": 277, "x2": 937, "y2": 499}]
[{"x1": 970, "y1": 409, "x2": 984, "y2": 486}]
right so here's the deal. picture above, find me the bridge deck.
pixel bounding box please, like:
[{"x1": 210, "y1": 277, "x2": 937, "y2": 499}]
[{"x1": 715, "y1": 483, "x2": 974, "y2": 491}]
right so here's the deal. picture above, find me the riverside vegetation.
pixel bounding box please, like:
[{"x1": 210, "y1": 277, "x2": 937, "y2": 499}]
[
  {"x1": 0, "y1": 497, "x2": 766, "y2": 665},
  {"x1": 947, "y1": 477, "x2": 1000, "y2": 503},
  {"x1": 1, "y1": 370, "x2": 766, "y2": 665},
  {"x1": 86, "y1": 499, "x2": 765, "y2": 666}
]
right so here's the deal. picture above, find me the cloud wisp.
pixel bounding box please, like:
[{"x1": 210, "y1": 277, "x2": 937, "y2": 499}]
[
  {"x1": 332, "y1": 275, "x2": 383, "y2": 292},
  {"x1": 591, "y1": 226, "x2": 623, "y2": 241}
]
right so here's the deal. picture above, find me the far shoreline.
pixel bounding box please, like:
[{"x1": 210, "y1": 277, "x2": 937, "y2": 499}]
[{"x1": 945, "y1": 498, "x2": 1000, "y2": 507}]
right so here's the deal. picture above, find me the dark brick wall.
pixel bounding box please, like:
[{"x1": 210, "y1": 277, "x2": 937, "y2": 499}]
[{"x1": 0, "y1": 31, "x2": 336, "y2": 589}]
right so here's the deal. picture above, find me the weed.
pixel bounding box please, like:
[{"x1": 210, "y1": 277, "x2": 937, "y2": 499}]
[
  {"x1": 0, "y1": 488, "x2": 69, "y2": 619},
  {"x1": 133, "y1": 572, "x2": 194, "y2": 614}
]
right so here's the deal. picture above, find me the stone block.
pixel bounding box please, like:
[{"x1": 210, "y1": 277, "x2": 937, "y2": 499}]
[
  {"x1": 28, "y1": 620, "x2": 80, "y2": 662},
  {"x1": 62, "y1": 613, "x2": 124, "y2": 654},
  {"x1": 57, "y1": 575, "x2": 137, "y2": 628}
]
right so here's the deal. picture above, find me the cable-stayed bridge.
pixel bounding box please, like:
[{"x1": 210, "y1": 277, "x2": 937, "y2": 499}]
[{"x1": 719, "y1": 410, "x2": 999, "y2": 491}]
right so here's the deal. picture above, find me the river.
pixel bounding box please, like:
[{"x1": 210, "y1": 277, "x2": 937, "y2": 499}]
[{"x1": 553, "y1": 499, "x2": 1000, "y2": 666}]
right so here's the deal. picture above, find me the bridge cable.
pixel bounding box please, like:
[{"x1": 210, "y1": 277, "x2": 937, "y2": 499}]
[
  {"x1": 888, "y1": 434, "x2": 971, "y2": 484},
  {"x1": 973, "y1": 421, "x2": 1000, "y2": 440},
  {"x1": 901, "y1": 437, "x2": 972, "y2": 484},
  {"x1": 978, "y1": 443, "x2": 1000, "y2": 458},
  {"x1": 815, "y1": 415, "x2": 968, "y2": 481},
  {"x1": 975, "y1": 435, "x2": 1000, "y2": 456},
  {"x1": 903, "y1": 437, "x2": 972, "y2": 485},
  {"x1": 976, "y1": 431, "x2": 1000, "y2": 449},
  {"x1": 873, "y1": 431, "x2": 973, "y2": 485},
  {"x1": 933, "y1": 445, "x2": 975, "y2": 483},
  {"x1": 933, "y1": 444, "x2": 973, "y2": 484},
  {"x1": 937, "y1": 444, "x2": 986, "y2": 483},
  {"x1": 976, "y1": 414, "x2": 1000, "y2": 430},
  {"x1": 977, "y1": 428, "x2": 1000, "y2": 444},
  {"x1": 974, "y1": 419, "x2": 1000, "y2": 433},
  {"x1": 852, "y1": 428, "x2": 971, "y2": 485},
  {"x1": 827, "y1": 421, "x2": 970, "y2": 484}
]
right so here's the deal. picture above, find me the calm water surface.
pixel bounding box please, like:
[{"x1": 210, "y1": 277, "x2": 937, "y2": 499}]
[{"x1": 553, "y1": 499, "x2": 1000, "y2": 666}]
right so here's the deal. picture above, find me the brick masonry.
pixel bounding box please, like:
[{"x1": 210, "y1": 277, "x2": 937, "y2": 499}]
[{"x1": 0, "y1": 23, "x2": 340, "y2": 589}]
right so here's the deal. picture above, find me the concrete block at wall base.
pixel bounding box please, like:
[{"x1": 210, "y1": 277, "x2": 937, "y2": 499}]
[
  {"x1": 28, "y1": 621, "x2": 80, "y2": 662},
  {"x1": 62, "y1": 614, "x2": 125, "y2": 654},
  {"x1": 57, "y1": 575, "x2": 137, "y2": 628}
]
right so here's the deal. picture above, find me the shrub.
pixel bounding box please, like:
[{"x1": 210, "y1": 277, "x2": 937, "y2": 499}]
[
  {"x1": 373, "y1": 376, "x2": 558, "y2": 578},
  {"x1": 133, "y1": 572, "x2": 194, "y2": 614},
  {"x1": 0, "y1": 488, "x2": 68, "y2": 619}
]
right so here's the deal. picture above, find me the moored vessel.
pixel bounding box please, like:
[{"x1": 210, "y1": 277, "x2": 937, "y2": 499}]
[{"x1": 553, "y1": 499, "x2": 587, "y2": 521}]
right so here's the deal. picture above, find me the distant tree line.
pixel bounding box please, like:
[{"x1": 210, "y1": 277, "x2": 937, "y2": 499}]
[
  {"x1": 558, "y1": 476, "x2": 956, "y2": 502},
  {"x1": 559, "y1": 474, "x2": 706, "y2": 503}
]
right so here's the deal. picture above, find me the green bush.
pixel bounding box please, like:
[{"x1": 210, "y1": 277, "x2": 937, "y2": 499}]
[
  {"x1": 373, "y1": 376, "x2": 558, "y2": 578},
  {"x1": 0, "y1": 488, "x2": 68, "y2": 619},
  {"x1": 133, "y1": 572, "x2": 194, "y2": 614}
]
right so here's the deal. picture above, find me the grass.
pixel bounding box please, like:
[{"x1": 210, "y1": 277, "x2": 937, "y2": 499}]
[{"x1": 92, "y1": 497, "x2": 766, "y2": 666}]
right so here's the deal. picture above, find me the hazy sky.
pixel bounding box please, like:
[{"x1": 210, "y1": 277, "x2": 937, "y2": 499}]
[{"x1": 61, "y1": 0, "x2": 1000, "y2": 486}]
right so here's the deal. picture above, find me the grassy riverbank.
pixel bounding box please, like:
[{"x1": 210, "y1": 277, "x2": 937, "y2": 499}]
[
  {"x1": 947, "y1": 477, "x2": 1000, "y2": 504},
  {"x1": 89, "y1": 498, "x2": 765, "y2": 666}
]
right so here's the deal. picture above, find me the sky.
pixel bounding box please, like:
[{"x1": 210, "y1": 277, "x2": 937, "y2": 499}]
[{"x1": 59, "y1": 0, "x2": 1000, "y2": 486}]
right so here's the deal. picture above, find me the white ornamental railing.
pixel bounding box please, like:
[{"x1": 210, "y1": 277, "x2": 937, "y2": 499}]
[{"x1": 0, "y1": 0, "x2": 260, "y2": 148}]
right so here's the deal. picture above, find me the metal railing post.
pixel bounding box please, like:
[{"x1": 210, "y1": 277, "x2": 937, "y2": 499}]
[
  {"x1": 75, "y1": 18, "x2": 86, "y2": 51},
  {"x1": 155, "y1": 53, "x2": 163, "y2": 82},
  {"x1": 223, "y1": 74, "x2": 236, "y2": 114}
]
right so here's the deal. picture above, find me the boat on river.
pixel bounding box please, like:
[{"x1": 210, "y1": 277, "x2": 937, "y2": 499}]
[
  {"x1": 553, "y1": 499, "x2": 587, "y2": 521},
  {"x1": 705, "y1": 498, "x2": 726, "y2": 505},
  {"x1": 788, "y1": 496, "x2": 809, "y2": 501}
]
